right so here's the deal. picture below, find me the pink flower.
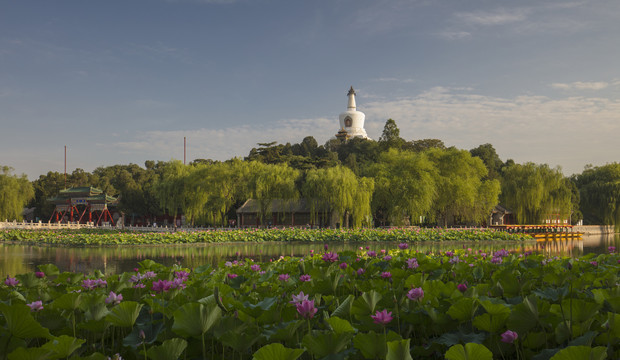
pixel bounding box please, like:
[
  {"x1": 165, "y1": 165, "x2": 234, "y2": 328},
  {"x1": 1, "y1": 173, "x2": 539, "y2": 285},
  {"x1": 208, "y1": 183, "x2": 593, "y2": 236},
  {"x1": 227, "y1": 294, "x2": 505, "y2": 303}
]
[
  {"x1": 398, "y1": 243, "x2": 408, "y2": 250},
  {"x1": 366, "y1": 250, "x2": 377, "y2": 257},
  {"x1": 152, "y1": 279, "x2": 172, "y2": 293},
  {"x1": 322, "y1": 252, "x2": 339, "y2": 262},
  {"x1": 299, "y1": 274, "x2": 312, "y2": 282},
  {"x1": 381, "y1": 272, "x2": 392, "y2": 279},
  {"x1": 406, "y1": 258, "x2": 419, "y2": 269},
  {"x1": 371, "y1": 309, "x2": 393, "y2": 325},
  {"x1": 357, "y1": 268, "x2": 365, "y2": 275},
  {"x1": 278, "y1": 274, "x2": 290, "y2": 282},
  {"x1": 339, "y1": 262, "x2": 348, "y2": 270},
  {"x1": 457, "y1": 283, "x2": 467, "y2": 293},
  {"x1": 407, "y1": 287, "x2": 424, "y2": 301},
  {"x1": 290, "y1": 291, "x2": 309, "y2": 304},
  {"x1": 4, "y1": 276, "x2": 19, "y2": 287},
  {"x1": 500, "y1": 330, "x2": 518, "y2": 344},
  {"x1": 296, "y1": 299, "x2": 318, "y2": 319},
  {"x1": 35, "y1": 272, "x2": 45, "y2": 278},
  {"x1": 27, "y1": 300, "x2": 44, "y2": 312},
  {"x1": 250, "y1": 264, "x2": 261, "y2": 272},
  {"x1": 383, "y1": 255, "x2": 392, "y2": 261},
  {"x1": 608, "y1": 246, "x2": 616, "y2": 253},
  {"x1": 174, "y1": 271, "x2": 190, "y2": 281},
  {"x1": 590, "y1": 261, "x2": 598, "y2": 267},
  {"x1": 105, "y1": 291, "x2": 123, "y2": 305},
  {"x1": 227, "y1": 273, "x2": 238, "y2": 279}
]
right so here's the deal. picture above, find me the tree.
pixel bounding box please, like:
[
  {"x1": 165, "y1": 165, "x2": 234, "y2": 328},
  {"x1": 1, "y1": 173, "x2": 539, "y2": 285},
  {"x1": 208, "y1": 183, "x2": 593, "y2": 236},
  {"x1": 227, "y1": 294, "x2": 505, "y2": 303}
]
[
  {"x1": 367, "y1": 149, "x2": 436, "y2": 226},
  {"x1": 407, "y1": 139, "x2": 446, "y2": 152},
  {"x1": 500, "y1": 162, "x2": 571, "y2": 224},
  {"x1": 426, "y1": 148, "x2": 499, "y2": 226},
  {"x1": 0, "y1": 166, "x2": 34, "y2": 221},
  {"x1": 378, "y1": 119, "x2": 405, "y2": 149},
  {"x1": 245, "y1": 162, "x2": 300, "y2": 227},
  {"x1": 155, "y1": 160, "x2": 191, "y2": 226},
  {"x1": 29, "y1": 171, "x2": 67, "y2": 221},
  {"x1": 574, "y1": 163, "x2": 620, "y2": 227},
  {"x1": 470, "y1": 144, "x2": 503, "y2": 180},
  {"x1": 302, "y1": 165, "x2": 374, "y2": 228}
]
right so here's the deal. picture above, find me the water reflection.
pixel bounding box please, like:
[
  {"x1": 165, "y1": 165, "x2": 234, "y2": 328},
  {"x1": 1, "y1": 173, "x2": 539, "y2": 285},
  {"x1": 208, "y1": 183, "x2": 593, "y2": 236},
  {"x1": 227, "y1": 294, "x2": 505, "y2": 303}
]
[{"x1": 1, "y1": 234, "x2": 618, "y2": 277}]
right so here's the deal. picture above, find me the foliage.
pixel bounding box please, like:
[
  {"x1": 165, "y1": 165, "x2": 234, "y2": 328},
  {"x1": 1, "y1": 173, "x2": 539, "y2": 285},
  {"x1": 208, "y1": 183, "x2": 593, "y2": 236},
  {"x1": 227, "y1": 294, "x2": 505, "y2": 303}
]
[
  {"x1": 1, "y1": 244, "x2": 619, "y2": 359},
  {"x1": 0, "y1": 227, "x2": 533, "y2": 245},
  {"x1": 501, "y1": 163, "x2": 572, "y2": 224},
  {"x1": 574, "y1": 163, "x2": 620, "y2": 228},
  {"x1": 0, "y1": 166, "x2": 34, "y2": 221}
]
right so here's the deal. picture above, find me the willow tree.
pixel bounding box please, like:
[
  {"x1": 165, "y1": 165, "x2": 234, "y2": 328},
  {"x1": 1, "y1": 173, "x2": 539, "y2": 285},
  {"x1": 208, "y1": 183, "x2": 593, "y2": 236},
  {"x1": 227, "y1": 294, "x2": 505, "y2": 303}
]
[
  {"x1": 367, "y1": 149, "x2": 436, "y2": 226},
  {"x1": 302, "y1": 165, "x2": 374, "y2": 228},
  {"x1": 245, "y1": 161, "x2": 299, "y2": 227},
  {"x1": 575, "y1": 163, "x2": 620, "y2": 228},
  {"x1": 501, "y1": 162, "x2": 571, "y2": 224},
  {"x1": 0, "y1": 166, "x2": 34, "y2": 221},
  {"x1": 155, "y1": 160, "x2": 190, "y2": 226},
  {"x1": 184, "y1": 159, "x2": 248, "y2": 226},
  {"x1": 426, "y1": 148, "x2": 500, "y2": 226}
]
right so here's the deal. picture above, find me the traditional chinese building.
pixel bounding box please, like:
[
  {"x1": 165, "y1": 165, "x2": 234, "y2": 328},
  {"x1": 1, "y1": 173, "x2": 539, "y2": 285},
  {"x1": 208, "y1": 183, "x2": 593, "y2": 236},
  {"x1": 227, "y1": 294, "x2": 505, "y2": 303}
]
[
  {"x1": 47, "y1": 187, "x2": 119, "y2": 225},
  {"x1": 336, "y1": 86, "x2": 370, "y2": 140}
]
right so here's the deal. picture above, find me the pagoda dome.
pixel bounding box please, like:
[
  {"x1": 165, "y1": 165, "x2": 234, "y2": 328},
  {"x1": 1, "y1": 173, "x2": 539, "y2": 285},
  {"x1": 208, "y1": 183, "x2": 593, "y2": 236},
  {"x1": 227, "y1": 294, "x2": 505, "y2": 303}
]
[{"x1": 338, "y1": 86, "x2": 369, "y2": 139}]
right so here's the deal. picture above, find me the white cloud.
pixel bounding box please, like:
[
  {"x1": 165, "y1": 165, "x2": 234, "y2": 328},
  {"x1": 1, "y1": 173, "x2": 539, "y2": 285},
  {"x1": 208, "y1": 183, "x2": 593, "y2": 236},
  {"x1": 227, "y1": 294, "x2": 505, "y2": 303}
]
[
  {"x1": 456, "y1": 8, "x2": 529, "y2": 26},
  {"x1": 437, "y1": 31, "x2": 472, "y2": 40},
  {"x1": 551, "y1": 81, "x2": 610, "y2": 91}
]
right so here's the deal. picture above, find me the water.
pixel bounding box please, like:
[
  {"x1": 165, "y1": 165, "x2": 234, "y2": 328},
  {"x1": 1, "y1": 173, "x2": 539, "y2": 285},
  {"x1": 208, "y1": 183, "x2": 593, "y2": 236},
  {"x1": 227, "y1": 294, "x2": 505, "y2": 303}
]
[{"x1": 1, "y1": 234, "x2": 618, "y2": 277}]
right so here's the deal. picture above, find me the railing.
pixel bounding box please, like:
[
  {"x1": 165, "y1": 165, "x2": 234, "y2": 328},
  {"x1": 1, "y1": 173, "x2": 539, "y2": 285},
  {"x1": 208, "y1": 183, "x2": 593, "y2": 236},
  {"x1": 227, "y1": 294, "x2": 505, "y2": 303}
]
[{"x1": 0, "y1": 220, "x2": 96, "y2": 230}]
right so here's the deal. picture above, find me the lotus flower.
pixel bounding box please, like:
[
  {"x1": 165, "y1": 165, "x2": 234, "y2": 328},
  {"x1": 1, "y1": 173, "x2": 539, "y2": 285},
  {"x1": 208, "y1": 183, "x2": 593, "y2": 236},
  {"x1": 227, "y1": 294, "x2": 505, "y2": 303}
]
[
  {"x1": 27, "y1": 300, "x2": 44, "y2": 312},
  {"x1": 299, "y1": 274, "x2": 311, "y2": 282},
  {"x1": 296, "y1": 299, "x2": 318, "y2": 319},
  {"x1": 371, "y1": 309, "x2": 393, "y2": 325},
  {"x1": 500, "y1": 330, "x2": 518, "y2": 343},
  {"x1": 407, "y1": 287, "x2": 424, "y2": 301}
]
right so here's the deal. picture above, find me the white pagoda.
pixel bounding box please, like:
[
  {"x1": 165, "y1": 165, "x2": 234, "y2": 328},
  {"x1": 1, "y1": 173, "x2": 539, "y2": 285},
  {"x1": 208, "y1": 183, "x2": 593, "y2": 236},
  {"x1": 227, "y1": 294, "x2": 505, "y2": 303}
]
[{"x1": 336, "y1": 86, "x2": 370, "y2": 140}]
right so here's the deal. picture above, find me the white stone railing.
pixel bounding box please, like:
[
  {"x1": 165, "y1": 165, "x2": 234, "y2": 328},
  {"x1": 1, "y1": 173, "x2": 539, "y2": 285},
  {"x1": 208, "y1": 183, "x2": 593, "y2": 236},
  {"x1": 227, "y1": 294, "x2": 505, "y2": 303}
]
[{"x1": 0, "y1": 220, "x2": 96, "y2": 230}]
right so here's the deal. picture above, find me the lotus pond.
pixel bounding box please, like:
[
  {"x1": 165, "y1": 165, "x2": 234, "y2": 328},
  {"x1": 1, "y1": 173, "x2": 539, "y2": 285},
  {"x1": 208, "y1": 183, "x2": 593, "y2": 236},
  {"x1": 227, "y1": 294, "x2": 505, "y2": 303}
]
[{"x1": 2, "y1": 245, "x2": 620, "y2": 360}]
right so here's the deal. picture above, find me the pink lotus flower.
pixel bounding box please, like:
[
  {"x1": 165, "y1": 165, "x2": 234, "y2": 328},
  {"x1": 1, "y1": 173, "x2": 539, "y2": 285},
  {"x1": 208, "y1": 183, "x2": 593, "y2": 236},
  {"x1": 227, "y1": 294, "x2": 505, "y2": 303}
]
[
  {"x1": 398, "y1": 243, "x2": 408, "y2": 250},
  {"x1": 500, "y1": 330, "x2": 518, "y2": 343},
  {"x1": 366, "y1": 250, "x2": 377, "y2": 257},
  {"x1": 381, "y1": 272, "x2": 392, "y2": 279},
  {"x1": 27, "y1": 300, "x2": 44, "y2": 312},
  {"x1": 457, "y1": 283, "x2": 467, "y2": 293},
  {"x1": 105, "y1": 291, "x2": 123, "y2": 305},
  {"x1": 296, "y1": 299, "x2": 318, "y2": 319},
  {"x1": 152, "y1": 279, "x2": 172, "y2": 293},
  {"x1": 339, "y1": 262, "x2": 348, "y2": 269},
  {"x1": 299, "y1": 274, "x2": 311, "y2": 282},
  {"x1": 357, "y1": 268, "x2": 365, "y2": 275},
  {"x1": 278, "y1": 274, "x2": 290, "y2": 281},
  {"x1": 608, "y1": 246, "x2": 616, "y2": 253},
  {"x1": 4, "y1": 276, "x2": 19, "y2": 287},
  {"x1": 35, "y1": 272, "x2": 45, "y2": 278},
  {"x1": 407, "y1": 287, "x2": 424, "y2": 301},
  {"x1": 227, "y1": 273, "x2": 238, "y2": 279},
  {"x1": 290, "y1": 291, "x2": 309, "y2": 304},
  {"x1": 383, "y1": 255, "x2": 392, "y2": 261},
  {"x1": 322, "y1": 252, "x2": 339, "y2": 262},
  {"x1": 406, "y1": 258, "x2": 419, "y2": 269},
  {"x1": 371, "y1": 309, "x2": 393, "y2": 325},
  {"x1": 250, "y1": 264, "x2": 261, "y2": 272}
]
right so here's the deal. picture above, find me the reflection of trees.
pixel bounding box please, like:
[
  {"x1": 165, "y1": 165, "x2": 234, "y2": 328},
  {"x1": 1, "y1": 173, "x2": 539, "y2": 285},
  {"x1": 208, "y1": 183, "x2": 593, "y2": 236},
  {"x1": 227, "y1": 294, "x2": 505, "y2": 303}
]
[{"x1": 1, "y1": 234, "x2": 618, "y2": 277}]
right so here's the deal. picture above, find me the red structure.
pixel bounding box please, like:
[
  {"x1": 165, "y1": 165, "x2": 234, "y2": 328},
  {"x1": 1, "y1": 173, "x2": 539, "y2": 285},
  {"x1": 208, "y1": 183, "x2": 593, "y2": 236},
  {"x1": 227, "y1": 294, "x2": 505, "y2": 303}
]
[{"x1": 48, "y1": 187, "x2": 119, "y2": 226}]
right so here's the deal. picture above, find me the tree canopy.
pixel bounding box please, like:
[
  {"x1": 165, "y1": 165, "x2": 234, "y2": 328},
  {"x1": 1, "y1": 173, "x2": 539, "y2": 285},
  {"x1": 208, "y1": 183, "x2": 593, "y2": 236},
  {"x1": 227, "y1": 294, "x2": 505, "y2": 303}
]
[
  {"x1": 0, "y1": 166, "x2": 34, "y2": 221},
  {"x1": 574, "y1": 163, "x2": 620, "y2": 227}
]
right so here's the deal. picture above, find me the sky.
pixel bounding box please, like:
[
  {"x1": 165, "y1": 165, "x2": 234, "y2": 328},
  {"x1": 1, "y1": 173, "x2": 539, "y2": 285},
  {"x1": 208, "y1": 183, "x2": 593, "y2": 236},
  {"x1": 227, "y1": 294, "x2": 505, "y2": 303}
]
[{"x1": 1, "y1": 0, "x2": 619, "y2": 180}]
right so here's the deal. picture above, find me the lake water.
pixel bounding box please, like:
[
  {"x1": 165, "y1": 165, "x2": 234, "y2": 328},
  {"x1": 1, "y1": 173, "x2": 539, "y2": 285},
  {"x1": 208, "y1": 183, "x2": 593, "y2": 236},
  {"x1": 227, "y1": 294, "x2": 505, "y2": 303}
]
[{"x1": 1, "y1": 234, "x2": 618, "y2": 278}]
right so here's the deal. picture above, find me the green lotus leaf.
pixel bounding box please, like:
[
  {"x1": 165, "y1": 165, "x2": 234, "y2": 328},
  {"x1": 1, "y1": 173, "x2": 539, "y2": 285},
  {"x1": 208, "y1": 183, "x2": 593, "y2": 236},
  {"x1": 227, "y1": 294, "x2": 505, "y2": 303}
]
[
  {"x1": 331, "y1": 294, "x2": 354, "y2": 318},
  {"x1": 51, "y1": 292, "x2": 82, "y2": 311},
  {"x1": 351, "y1": 290, "x2": 382, "y2": 316},
  {"x1": 219, "y1": 325, "x2": 262, "y2": 352},
  {"x1": 327, "y1": 316, "x2": 356, "y2": 334},
  {"x1": 447, "y1": 297, "x2": 478, "y2": 322},
  {"x1": 444, "y1": 343, "x2": 493, "y2": 360},
  {"x1": 252, "y1": 343, "x2": 305, "y2": 360},
  {"x1": 7, "y1": 347, "x2": 53, "y2": 360},
  {"x1": 0, "y1": 303, "x2": 51, "y2": 340},
  {"x1": 37, "y1": 264, "x2": 59, "y2": 277},
  {"x1": 172, "y1": 302, "x2": 221, "y2": 338},
  {"x1": 40, "y1": 335, "x2": 86, "y2": 358},
  {"x1": 105, "y1": 301, "x2": 143, "y2": 328},
  {"x1": 549, "y1": 346, "x2": 607, "y2": 360},
  {"x1": 353, "y1": 330, "x2": 401, "y2": 359},
  {"x1": 145, "y1": 338, "x2": 187, "y2": 360},
  {"x1": 473, "y1": 312, "x2": 509, "y2": 333},
  {"x1": 386, "y1": 339, "x2": 413, "y2": 360},
  {"x1": 302, "y1": 331, "x2": 353, "y2": 358},
  {"x1": 436, "y1": 331, "x2": 486, "y2": 347}
]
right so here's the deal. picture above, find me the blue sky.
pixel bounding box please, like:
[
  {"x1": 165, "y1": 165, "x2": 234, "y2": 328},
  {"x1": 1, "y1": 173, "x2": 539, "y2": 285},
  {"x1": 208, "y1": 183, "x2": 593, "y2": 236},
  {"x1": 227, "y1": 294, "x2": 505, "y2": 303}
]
[{"x1": 1, "y1": 0, "x2": 619, "y2": 180}]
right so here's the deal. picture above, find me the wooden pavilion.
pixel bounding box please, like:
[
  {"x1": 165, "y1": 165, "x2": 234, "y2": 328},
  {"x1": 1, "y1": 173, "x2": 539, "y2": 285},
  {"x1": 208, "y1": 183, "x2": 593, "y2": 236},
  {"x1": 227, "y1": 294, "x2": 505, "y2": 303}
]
[{"x1": 47, "y1": 187, "x2": 119, "y2": 226}]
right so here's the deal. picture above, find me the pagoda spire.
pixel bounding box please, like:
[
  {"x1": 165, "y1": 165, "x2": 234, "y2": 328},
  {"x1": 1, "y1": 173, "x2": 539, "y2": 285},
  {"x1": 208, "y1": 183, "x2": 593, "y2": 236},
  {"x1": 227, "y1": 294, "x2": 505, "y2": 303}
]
[{"x1": 347, "y1": 86, "x2": 357, "y2": 110}]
